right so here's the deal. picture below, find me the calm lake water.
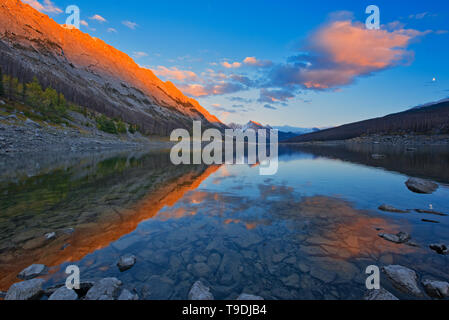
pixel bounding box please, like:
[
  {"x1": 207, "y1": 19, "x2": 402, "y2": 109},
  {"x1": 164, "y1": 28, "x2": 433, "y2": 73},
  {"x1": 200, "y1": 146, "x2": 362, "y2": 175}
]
[{"x1": 1, "y1": 144, "x2": 448, "y2": 299}]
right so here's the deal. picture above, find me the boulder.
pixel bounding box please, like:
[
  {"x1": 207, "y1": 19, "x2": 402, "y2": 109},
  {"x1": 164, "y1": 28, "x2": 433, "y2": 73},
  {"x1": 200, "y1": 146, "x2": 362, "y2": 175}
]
[
  {"x1": 405, "y1": 178, "x2": 438, "y2": 194},
  {"x1": 48, "y1": 287, "x2": 78, "y2": 300},
  {"x1": 378, "y1": 232, "x2": 410, "y2": 244},
  {"x1": 422, "y1": 279, "x2": 449, "y2": 299},
  {"x1": 237, "y1": 293, "x2": 264, "y2": 300},
  {"x1": 17, "y1": 264, "x2": 48, "y2": 280},
  {"x1": 382, "y1": 265, "x2": 423, "y2": 296},
  {"x1": 85, "y1": 278, "x2": 122, "y2": 300},
  {"x1": 429, "y1": 244, "x2": 449, "y2": 255},
  {"x1": 188, "y1": 281, "x2": 214, "y2": 300},
  {"x1": 118, "y1": 289, "x2": 139, "y2": 300},
  {"x1": 5, "y1": 279, "x2": 45, "y2": 300},
  {"x1": 117, "y1": 254, "x2": 137, "y2": 272},
  {"x1": 364, "y1": 287, "x2": 399, "y2": 300},
  {"x1": 378, "y1": 204, "x2": 409, "y2": 213}
]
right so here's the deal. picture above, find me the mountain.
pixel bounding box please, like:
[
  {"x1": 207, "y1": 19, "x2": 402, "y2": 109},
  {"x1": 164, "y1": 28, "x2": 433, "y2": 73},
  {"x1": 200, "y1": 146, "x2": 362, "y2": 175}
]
[
  {"x1": 238, "y1": 121, "x2": 297, "y2": 142},
  {"x1": 271, "y1": 125, "x2": 321, "y2": 135},
  {"x1": 286, "y1": 100, "x2": 449, "y2": 143},
  {"x1": 0, "y1": 0, "x2": 224, "y2": 136}
]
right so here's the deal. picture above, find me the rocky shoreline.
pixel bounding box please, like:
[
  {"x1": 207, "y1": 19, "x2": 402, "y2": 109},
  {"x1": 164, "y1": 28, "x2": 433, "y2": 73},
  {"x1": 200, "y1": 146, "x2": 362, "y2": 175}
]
[
  {"x1": 283, "y1": 134, "x2": 449, "y2": 146},
  {"x1": 0, "y1": 105, "x2": 174, "y2": 158}
]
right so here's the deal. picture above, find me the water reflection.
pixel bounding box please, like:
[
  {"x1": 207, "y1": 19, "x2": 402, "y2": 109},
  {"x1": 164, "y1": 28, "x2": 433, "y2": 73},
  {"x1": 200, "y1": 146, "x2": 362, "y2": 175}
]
[{"x1": 0, "y1": 144, "x2": 448, "y2": 299}]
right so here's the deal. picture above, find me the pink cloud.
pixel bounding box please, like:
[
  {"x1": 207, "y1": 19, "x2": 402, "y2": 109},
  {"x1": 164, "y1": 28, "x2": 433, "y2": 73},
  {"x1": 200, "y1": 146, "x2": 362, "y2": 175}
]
[
  {"x1": 243, "y1": 57, "x2": 272, "y2": 67},
  {"x1": 23, "y1": 0, "x2": 62, "y2": 14},
  {"x1": 153, "y1": 66, "x2": 198, "y2": 82},
  {"x1": 222, "y1": 61, "x2": 242, "y2": 69},
  {"x1": 269, "y1": 20, "x2": 427, "y2": 90}
]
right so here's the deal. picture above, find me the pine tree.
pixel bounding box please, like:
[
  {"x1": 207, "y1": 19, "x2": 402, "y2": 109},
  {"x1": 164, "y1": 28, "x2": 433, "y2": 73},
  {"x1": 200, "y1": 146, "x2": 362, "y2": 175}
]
[{"x1": 0, "y1": 66, "x2": 4, "y2": 97}]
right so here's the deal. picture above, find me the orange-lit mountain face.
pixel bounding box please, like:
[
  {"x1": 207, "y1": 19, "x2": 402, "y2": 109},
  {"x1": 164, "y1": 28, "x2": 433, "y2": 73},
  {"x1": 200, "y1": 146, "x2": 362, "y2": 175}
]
[{"x1": 0, "y1": 0, "x2": 223, "y2": 135}]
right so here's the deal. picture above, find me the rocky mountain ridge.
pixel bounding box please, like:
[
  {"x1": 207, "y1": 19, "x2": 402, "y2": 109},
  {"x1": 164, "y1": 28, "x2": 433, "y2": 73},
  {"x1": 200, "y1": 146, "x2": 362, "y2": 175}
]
[{"x1": 0, "y1": 0, "x2": 223, "y2": 136}]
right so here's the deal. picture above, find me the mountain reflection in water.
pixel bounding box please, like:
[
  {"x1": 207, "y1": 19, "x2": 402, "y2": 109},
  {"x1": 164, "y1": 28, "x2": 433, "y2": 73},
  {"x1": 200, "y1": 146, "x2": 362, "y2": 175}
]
[{"x1": 0, "y1": 145, "x2": 448, "y2": 299}]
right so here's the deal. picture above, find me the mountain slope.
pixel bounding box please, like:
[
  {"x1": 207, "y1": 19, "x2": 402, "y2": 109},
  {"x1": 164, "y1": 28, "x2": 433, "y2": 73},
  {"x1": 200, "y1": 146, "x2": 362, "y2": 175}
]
[
  {"x1": 286, "y1": 100, "x2": 449, "y2": 143},
  {"x1": 0, "y1": 0, "x2": 223, "y2": 136}
]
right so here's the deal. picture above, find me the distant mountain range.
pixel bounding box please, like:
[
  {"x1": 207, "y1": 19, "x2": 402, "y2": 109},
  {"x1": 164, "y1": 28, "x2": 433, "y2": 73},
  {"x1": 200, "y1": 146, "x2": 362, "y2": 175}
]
[
  {"x1": 0, "y1": 0, "x2": 223, "y2": 136},
  {"x1": 286, "y1": 99, "x2": 449, "y2": 143},
  {"x1": 227, "y1": 121, "x2": 319, "y2": 141}
]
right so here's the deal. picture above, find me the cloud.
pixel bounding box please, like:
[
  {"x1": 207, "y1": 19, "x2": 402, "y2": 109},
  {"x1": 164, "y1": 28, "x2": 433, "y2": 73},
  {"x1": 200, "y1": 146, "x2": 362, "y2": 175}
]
[
  {"x1": 132, "y1": 52, "x2": 149, "y2": 59},
  {"x1": 23, "y1": 0, "x2": 62, "y2": 14},
  {"x1": 107, "y1": 28, "x2": 117, "y2": 33},
  {"x1": 258, "y1": 88, "x2": 295, "y2": 104},
  {"x1": 264, "y1": 104, "x2": 277, "y2": 110},
  {"x1": 243, "y1": 57, "x2": 273, "y2": 67},
  {"x1": 228, "y1": 97, "x2": 253, "y2": 103},
  {"x1": 409, "y1": 12, "x2": 436, "y2": 20},
  {"x1": 179, "y1": 82, "x2": 245, "y2": 97},
  {"x1": 153, "y1": 66, "x2": 198, "y2": 82},
  {"x1": 222, "y1": 61, "x2": 242, "y2": 69},
  {"x1": 90, "y1": 14, "x2": 107, "y2": 23},
  {"x1": 265, "y1": 19, "x2": 427, "y2": 90},
  {"x1": 80, "y1": 20, "x2": 89, "y2": 27},
  {"x1": 122, "y1": 21, "x2": 138, "y2": 30}
]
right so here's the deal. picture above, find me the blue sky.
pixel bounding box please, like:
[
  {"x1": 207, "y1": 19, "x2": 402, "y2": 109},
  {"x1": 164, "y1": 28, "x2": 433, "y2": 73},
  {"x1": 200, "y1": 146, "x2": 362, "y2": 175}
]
[{"x1": 26, "y1": 0, "x2": 449, "y2": 127}]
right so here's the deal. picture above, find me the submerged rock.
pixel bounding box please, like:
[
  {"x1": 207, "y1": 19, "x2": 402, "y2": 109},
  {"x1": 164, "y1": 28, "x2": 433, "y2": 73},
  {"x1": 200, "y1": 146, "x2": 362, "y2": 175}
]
[
  {"x1": 382, "y1": 265, "x2": 423, "y2": 296},
  {"x1": 17, "y1": 264, "x2": 48, "y2": 280},
  {"x1": 5, "y1": 279, "x2": 45, "y2": 300},
  {"x1": 117, "y1": 254, "x2": 137, "y2": 272},
  {"x1": 45, "y1": 232, "x2": 56, "y2": 240},
  {"x1": 118, "y1": 289, "x2": 139, "y2": 300},
  {"x1": 378, "y1": 204, "x2": 410, "y2": 213},
  {"x1": 237, "y1": 293, "x2": 264, "y2": 300},
  {"x1": 188, "y1": 281, "x2": 214, "y2": 300},
  {"x1": 364, "y1": 288, "x2": 399, "y2": 300},
  {"x1": 429, "y1": 244, "x2": 449, "y2": 255},
  {"x1": 85, "y1": 278, "x2": 122, "y2": 300},
  {"x1": 48, "y1": 287, "x2": 78, "y2": 300},
  {"x1": 405, "y1": 178, "x2": 438, "y2": 194},
  {"x1": 378, "y1": 232, "x2": 411, "y2": 244},
  {"x1": 416, "y1": 209, "x2": 448, "y2": 216},
  {"x1": 422, "y1": 279, "x2": 449, "y2": 299}
]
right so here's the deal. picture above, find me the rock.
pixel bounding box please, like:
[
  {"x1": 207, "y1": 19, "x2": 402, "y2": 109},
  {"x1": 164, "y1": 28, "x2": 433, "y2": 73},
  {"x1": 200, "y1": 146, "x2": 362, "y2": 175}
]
[
  {"x1": 18, "y1": 264, "x2": 48, "y2": 280},
  {"x1": 378, "y1": 232, "x2": 410, "y2": 244},
  {"x1": 85, "y1": 278, "x2": 122, "y2": 300},
  {"x1": 382, "y1": 265, "x2": 423, "y2": 296},
  {"x1": 378, "y1": 204, "x2": 410, "y2": 213},
  {"x1": 25, "y1": 118, "x2": 41, "y2": 128},
  {"x1": 237, "y1": 293, "x2": 264, "y2": 300},
  {"x1": 310, "y1": 267, "x2": 336, "y2": 284},
  {"x1": 0, "y1": 100, "x2": 5, "y2": 105},
  {"x1": 281, "y1": 274, "x2": 301, "y2": 288},
  {"x1": 371, "y1": 154, "x2": 385, "y2": 159},
  {"x1": 45, "y1": 232, "x2": 56, "y2": 240},
  {"x1": 48, "y1": 287, "x2": 78, "y2": 300},
  {"x1": 5, "y1": 279, "x2": 45, "y2": 300},
  {"x1": 207, "y1": 253, "x2": 221, "y2": 272},
  {"x1": 415, "y1": 209, "x2": 448, "y2": 216},
  {"x1": 118, "y1": 289, "x2": 139, "y2": 300},
  {"x1": 364, "y1": 287, "x2": 399, "y2": 300},
  {"x1": 142, "y1": 276, "x2": 174, "y2": 300},
  {"x1": 429, "y1": 244, "x2": 449, "y2": 255},
  {"x1": 421, "y1": 219, "x2": 439, "y2": 224},
  {"x1": 0, "y1": 291, "x2": 6, "y2": 299},
  {"x1": 405, "y1": 178, "x2": 438, "y2": 194},
  {"x1": 422, "y1": 279, "x2": 449, "y2": 299},
  {"x1": 188, "y1": 281, "x2": 214, "y2": 300},
  {"x1": 117, "y1": 254, "x2": 137, "y2": 272},
  {"x1": 192, "y1": 263, "x2": 212, "y2": 278}
]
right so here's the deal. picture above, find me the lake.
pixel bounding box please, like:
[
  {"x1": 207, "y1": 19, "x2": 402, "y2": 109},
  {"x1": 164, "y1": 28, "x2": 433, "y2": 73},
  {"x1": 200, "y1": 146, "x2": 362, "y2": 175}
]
[{"x1": 1, "y1": 144, "x2": 448, "y2": 299}]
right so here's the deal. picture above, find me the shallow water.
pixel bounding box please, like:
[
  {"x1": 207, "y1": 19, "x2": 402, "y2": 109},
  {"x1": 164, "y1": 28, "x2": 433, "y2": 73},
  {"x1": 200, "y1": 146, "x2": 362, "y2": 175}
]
[{"x1": 1, "y1": 144, "x2": 448, "y2": 299}]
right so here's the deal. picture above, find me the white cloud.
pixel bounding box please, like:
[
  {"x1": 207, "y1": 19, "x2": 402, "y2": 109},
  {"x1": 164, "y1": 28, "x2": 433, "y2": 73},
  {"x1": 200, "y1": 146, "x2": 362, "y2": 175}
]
[
  {"x1": 132, "y1": 51, "x2": 149, "y2": 59},
  {"x1": 122, "y1": 21, "x2": 138, "y2": 30},
  {"x1": 90, "y1": 14, "x2": 107, "y2": 23},
  {"x1": 153, "y1": 66, "x2": 198, "y2": 82},
  {"x1": 107, "y1": 28, "x2": 117, "y2": 33}
]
